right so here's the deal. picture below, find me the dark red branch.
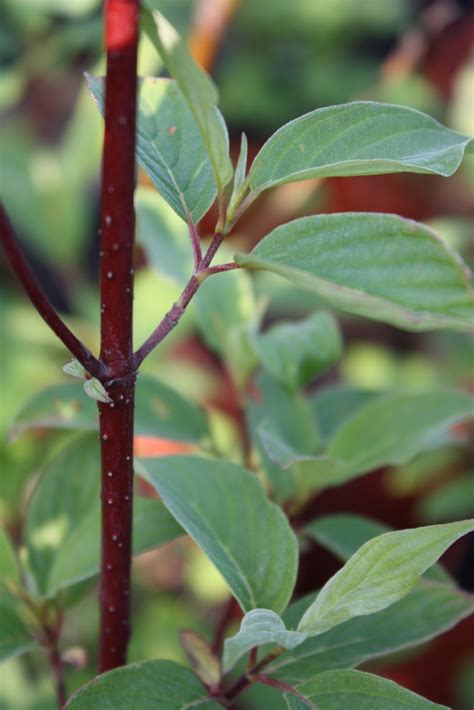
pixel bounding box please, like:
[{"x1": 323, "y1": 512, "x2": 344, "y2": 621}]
[
  {"x1": 0, "y1": 205, "x2": 103, "y2": 379},
  {"x1": 98, "y1": 0, "x2": 139, "y2": 674}
]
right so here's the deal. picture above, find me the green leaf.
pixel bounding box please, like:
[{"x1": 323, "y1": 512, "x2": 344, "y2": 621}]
[
  {"x1": 180, "y1": 631, "x2": 221, "y2": 689},
  {"x1": 268, "y1": 581, "x2": 474, "y2": 683},
  {"x1": 418, "y1": 474, "x2": 474, "y2": 523},
  {"x1": 142, "y1": 8, "x2": 232, "y2": 195},
  {"x1": 87, "y1": 75, "x2": 217, "y2": 223},
  {"x1": 327, "y1": 389, "x2": 474, "y2": 478},
  {"x1": 135, "y1": 187, "x2": 193, "y2": 286},
  {"x1": 246, "y1": 373, "x2": 320, "y2": 502},
  {"x1": 248, "y1": 101, "x2": 473, "y2": 195},
  {"x1": 304, "y1": 515, "x2": 388, "y2": 562},
  {"x1": 63, "y1": 359, "x2": 87, "y2": 379},
  {"x1": 0, "y1": 526, "x2": 20, "y2": 586},
  {"x1": 135, "y1": 374, "x2": 209, "y2": 443},
  {"x1": 83, "y1": 378, "x2": 112, "y2": 404},
  {"x1": 235, "y1": 213, "x2": 474, "y2": 332},
  {"x1": 47, "y1": 497, "x2": 183, "y2": 597},
  {"x1": 0, "y1": 599, "x2": 34, "y2": 663},
  {"x1": 297, "y1": 519, "x2": 474, "y2": 635},
  {"x1": 261, "y1": 389, "x2": 474, "y2": 492},
  {"x1": 194, "y1": 268, "x2": 259, "y2": 389},
  {"x1": 25, "y1": 433, "x2": 100, "y2": 594},
  {"x1": 66, "y1": 659, "x2": 222, "y2": 709},
  {"x1": 310, "y1": 385, "x2": 379, "y2": 444},
  {"x1": 303, "y1": 513, "x2": 450, "y2": 584},
  {"x1": 227, "y1": 132, "x2": 249, "y2": 221},
  {"x1": 11, "y1": 383, "x2": 98, "y2": 438},
  {"x1": 251, "y1": 312, "x2": 342, "y2": 390},
  {"x1": 11, "y1": 374, "x2": 209, "y2": 444},
  {"x1": 139, "y1": 455, "x2": 298, "y2": 614},
  {"x1": 283, "y1": 670, "x2": 447, "y2": 709},
  {"x1": 223, "y1": 609, "x2": 307, "y2": 673}
]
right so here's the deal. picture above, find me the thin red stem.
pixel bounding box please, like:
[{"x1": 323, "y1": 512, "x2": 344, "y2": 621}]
[
  {"x1": 188, "y1": 218, "x2": 202, "y2": 269},
  {"x1": 0, "y1": 205, "x2": 103, "y2": 379},
  {"x1": 134, "y1": 275, "x2": 200, "y2": 368},
  {"x1": 98, "y1": 0, "x2": 139, "y2": 674},
  {"x1": 252, "y1": 675, "x2": 316, "y2": 708},
  {"x1": 201, "y1": 231, "x2": 224, "y2": 268},
  {"x1": 204, "y1": 262, "x2": 239, "y2": 276}
]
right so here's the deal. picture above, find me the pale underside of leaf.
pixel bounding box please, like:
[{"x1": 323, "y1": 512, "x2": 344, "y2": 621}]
[{"x1": 222, "y1": 609, "x2": 307, "y2": 673}]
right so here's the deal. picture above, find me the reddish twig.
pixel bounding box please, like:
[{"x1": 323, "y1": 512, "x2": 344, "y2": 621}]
[
  {"x1": 133, "y1": 275, "x2": 200, "y2": 368},
  {"x1": 188, "y1": 217, "x2": 203, "y2": 269},
  {"x1": 97, "y1": 0, "x2": 139, "y2": 674},
  {"x1": 253, "y1": 674, "x2": 316, "y2": 708},
  {"x1": 204, "y1": 262, "x2": 239, "y2": 275},
  {"x1": 0, "y1": 205, "x2": 103, "y2": 380},
  {"x1": 211, "y1": 598, "x2": 238, "y2": 654}
]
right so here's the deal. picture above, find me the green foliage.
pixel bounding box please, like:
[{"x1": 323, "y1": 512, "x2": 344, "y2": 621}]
[
  {"x1": 268, "y1": 581, "x2": 474, "y2": 683},
  {"x1": 3, "y1": 5, "x2": 474, "y2": 708},
  {"x1": 25, "y1": 433, "x2": 100, "y2": 594},
  {"x1": 248, "y1": 102, "x2": 473, "y2": 195},
  {"x1": 223, "y1": 609, "x2": 306, "y2": 673},
  {"x1": 260, "y1": 389, "x2": 474, "y2": 493},
  {"x1": 0, "y1": 599, "x2": 34, "y2": 663},
  {"x1": 87, "y1": 76, "x2": 217, "y2": 223},
  {"x1": 47, "y1": 497, "x2": 183, "y2": 597},
  {"x1": 135, "y1": 187, "x2": 192, "y2": 285},
  {"x1": 139, "y1": 456, "x2": 298, "y2": 614},
  {"x1": 66, "y1": 659, "x2": 222, "y2": 709},
  {"x1": 13, "y1": 374, "x2": 209, "y2": 443},
  {"x1": 142, "y1": 7, "x2": 232, "y2": 195},
  {"x1": 194, "y1": 268, "x2": 259, "y2": 388},
  {"x1": 283, "y1": 670, "x2": 448, "y2": 709},
  {"x1": 236, "y1": 213, "x2": 474, "y2": 331},
  {"x1": 250, "y1": 311, "x2": 342, "y2": 390},
  {"x1": 297, "y1": 520, "x2": 474, "y2": 635}
]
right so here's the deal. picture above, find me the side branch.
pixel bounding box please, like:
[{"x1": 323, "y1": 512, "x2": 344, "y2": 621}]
[
  {"x1": 0, "y1": 204, "x2": 103, "y2": 379},
  {"x1": 134, "y1": 275, "x2": 200, "y2": 368}
]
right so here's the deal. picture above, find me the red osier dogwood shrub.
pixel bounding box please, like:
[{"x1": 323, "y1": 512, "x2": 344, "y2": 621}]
[{"x1": 1, "y1": 1, "x2": 473, "y2": 707}]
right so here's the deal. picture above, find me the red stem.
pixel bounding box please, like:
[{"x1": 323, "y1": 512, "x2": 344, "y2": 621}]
[
  {"x1": 252, "y1": 675, "x2": 316, "y2": 708},
  {"x1": 97, "y1": 0, "x2": 139, "y2": 673},
  {"x1": 0, "y1": 205, "x2": 103, "y2": 379}
]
